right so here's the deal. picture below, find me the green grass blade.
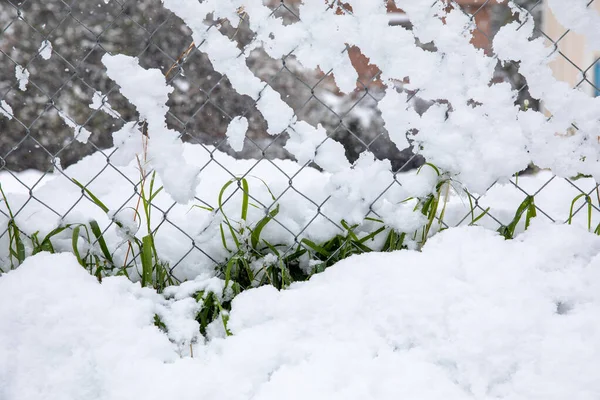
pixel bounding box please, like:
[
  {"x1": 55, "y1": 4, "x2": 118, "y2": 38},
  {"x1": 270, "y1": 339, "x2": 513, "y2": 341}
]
[
  {"x1": 141, "y1": 235, "x2": 154, "y2": 287},
  {"x1": 499, "y1": 196, "x2": 535, "y2": 239},
  {"x1": 300, "y1": 238, "x2": 330, "y2": 258},
  {"x1": 568, "y1": 193, "x2": 587, "y2": 225},
  {"x1": 261, "y1": 239, "x2": 280, "y2": 256},
  {"x1": 71, "y1": 225, "x2": 86, "y2": 267},
  {"x1": 89, "y1": 220, "x2": 114, "y2": 265},
  {"x1": 219, "y1": 224, "x2": 230, "y2": 252},
  {"x1": 251, "y1": 205, "x2": 280, "y2": 249},
  {"x1": 72, "y1": 179, "x2": 110, "y2": 213},
  {"x1": 10, "y1": 221, "x2": 26, "y2": 264},
  {"x1": 34, "y1": 225, "x2": 72, "y2": 255},
  {"x1": 470, "y1": 207, "x2": 491, "y2": 225},
  {"x1": 240, "y1": 178, "x2": 249, "y2": 222},
  {"x1": 525, "y1": 197, "x2": 537, "y2": 230},
  {"x1": 417, "y1": 162, "x2": 441, "y2": 176},
  {"x1": 358, "y1": 226, "x2": 386, "y2": 244}
]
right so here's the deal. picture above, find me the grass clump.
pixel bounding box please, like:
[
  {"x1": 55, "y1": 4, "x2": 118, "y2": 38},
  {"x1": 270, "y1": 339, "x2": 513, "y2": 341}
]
[{"x1": 6, "y1": 164, "x2": 599, "y2": 340}]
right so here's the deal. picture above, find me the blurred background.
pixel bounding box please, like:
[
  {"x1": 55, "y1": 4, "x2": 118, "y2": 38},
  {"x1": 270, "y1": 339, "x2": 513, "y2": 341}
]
[{"x1": 2, "y1": 0, "x2": 593, "y2": 176}]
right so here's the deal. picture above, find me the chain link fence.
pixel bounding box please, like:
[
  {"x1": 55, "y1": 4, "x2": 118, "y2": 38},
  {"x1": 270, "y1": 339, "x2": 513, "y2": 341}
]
[{"x1": 1, "y1": 0, "x2": 600, "y2": 284}]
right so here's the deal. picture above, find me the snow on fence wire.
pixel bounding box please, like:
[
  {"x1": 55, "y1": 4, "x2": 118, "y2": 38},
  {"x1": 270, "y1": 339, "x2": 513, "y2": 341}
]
[{"x1": 1, "y1": 0, "x2": 600, "y2": 295}]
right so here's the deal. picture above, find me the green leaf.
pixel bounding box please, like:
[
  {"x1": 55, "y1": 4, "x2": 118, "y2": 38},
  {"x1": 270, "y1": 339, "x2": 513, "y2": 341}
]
[
  {"x1": 250, "y1": 204, "x2": 280, "y2": 249},
  {"x1": 417, "y1": 162, "x2": 441, "y2": 176},
  {"x1": 217, "y1": 179, "x2": 242, "y2": 249},
  {"x1": 192, "y1": 205, "x2": 214, "y2": 212},
  {"x1": 71, "y1": 225, "x2": 86, "y2": 267},
  {"x1": 72, "y1": 179, "x2": 110, "y2": 214},
  {"x1": 261, "y1": 239, "x2": 280, "y2": 256},
  {"x1": 219, "y1": 224, "x2": 230, "y2": 252},
  {"x1": 568, "y1": 193, "x2": 588, "y2": 225},
  {"x1": 141, "y1": 235, "x2": 154, "y2": 287},
  {"x1": 358, "y1": 226, "x2": 385, "y2": 244},
  {"x1": 301, "y1": 238, "x2": 330, "y2": 258},
  {"x1": 11, "y1": 221, "x2": 26, "y2": 264},
  {"x1": 89, "y1": 220, "x2": 114, "y2": 265},
  {"x1": 240, "y1": 178, "x2": 249, "y2": 222},
  {"x1": 499, "y1": 196, "x2": 535, "y2": 239},
  {"x1": 34, "y1": 225, "x2": 72, "y2": 255},
  {"x1": 470, "y1": 207, "x2": 491, "y2": 225}
]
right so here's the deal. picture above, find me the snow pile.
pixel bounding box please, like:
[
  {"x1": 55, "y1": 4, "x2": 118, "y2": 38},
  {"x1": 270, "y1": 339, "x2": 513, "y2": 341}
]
[
  {"x1": 0, "y1": 252, "x2": 177, "y2": 400},
  {"x1": 494, "y1": 5, "x2": 600, "y2": 182},
  {"x1": 2, "y1": 223, "x2": 600, "y2": 399}
]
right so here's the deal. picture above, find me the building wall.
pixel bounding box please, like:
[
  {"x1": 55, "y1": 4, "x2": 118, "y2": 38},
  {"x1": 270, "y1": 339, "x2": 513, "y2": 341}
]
[
  {"x1": 265, "y1": 0, "x2": 497, "y2": 89},
  {"x1": 543, "y1": 0, "x2": 600, "y2": 96},
  {"x1": 356, "y1": 0, "x2": 498, "y2": 88}
]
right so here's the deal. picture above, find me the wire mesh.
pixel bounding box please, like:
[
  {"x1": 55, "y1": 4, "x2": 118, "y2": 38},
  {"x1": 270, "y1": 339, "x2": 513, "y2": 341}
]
[{"x1": 1, "y1": 0, "x2": 599, "y2": 281}]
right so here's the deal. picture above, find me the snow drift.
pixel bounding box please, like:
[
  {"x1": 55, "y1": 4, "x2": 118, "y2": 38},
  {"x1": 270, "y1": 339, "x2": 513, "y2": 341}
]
[{"x1": 1, "y1": 222, "x2": 599, "y2": 400}]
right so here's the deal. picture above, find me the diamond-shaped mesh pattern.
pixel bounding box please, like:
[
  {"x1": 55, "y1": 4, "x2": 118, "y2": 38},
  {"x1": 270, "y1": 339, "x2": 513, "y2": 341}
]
[{"x1": 1, "y1": 0, "x2": 599, "y2": 282}]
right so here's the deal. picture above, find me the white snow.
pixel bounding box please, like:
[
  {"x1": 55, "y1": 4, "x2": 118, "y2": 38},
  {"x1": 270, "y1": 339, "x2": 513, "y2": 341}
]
[
  {"x1": 89, "y1": 90, "x2": 121, "y2": 119},
  {"x1": 2, "y1": 140, "x2": 599, "y2": 282},
  {"x1": 0, "y1": 100, "x2": 13, "y2": 119},
  {"x1": 0, "y1": 170, "x2": 51, "y2": 194},
  {"x1": 226, "y1": 116, "x2": 249, "y2": 152},
  {"x1": 2, "y1": 223, "x2": 600, "y2": 399},
  {"x1": 156, "y1": 0, "x2": 600, "y2": 194},
  {"x1": 102, "y1": 53, "x2": 200, "y2": 204},
  {"x1": 547, "y1": 0, "x2": 600, "y2": 52},
  {"x1": 4, "y1": 2, "x2": 600, "y2": 398},
  {"x1": 15, "y1": 65, "x2": 29, "y2": 91},
  {"x1": 0, "y1": 142, "x2": 430, "y2": 280},
  {"x1": 494, "y1": 6, "x2": 600, "y2": 183},
  {"x1": 58, "y1": 110, "x2": 92, "y2": 144},
  {"x1": 109, "y1": 121, "x2": 144, "y2": 166},
  {"x1": 0, "y1": 252, "x2": 179, "y2": 400},
  {"x1": 38, "y1": 39, "x2": 53, "y2": 60}
]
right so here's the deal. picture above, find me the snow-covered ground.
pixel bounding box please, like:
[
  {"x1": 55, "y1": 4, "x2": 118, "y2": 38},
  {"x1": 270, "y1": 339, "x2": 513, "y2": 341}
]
[
  {"x1": 2, "y1": 1, "x2": 600, "y2": 397},
  {"x1": 0, "y1": 169, "x2": 52, "y2": 194},
  {"x1": 1, "y1": 222, "x2": 599, "y2": 399}
]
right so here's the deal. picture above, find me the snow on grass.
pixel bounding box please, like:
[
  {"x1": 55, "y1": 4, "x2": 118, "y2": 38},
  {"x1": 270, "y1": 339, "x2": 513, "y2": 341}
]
[
  {"x1": 1, "y1": 142, "x2": 598, "y2": 281},
  {"x1": 442, "y1": 170, "x2": 600, "y2": 233},
  {"x1": 0, "y1": 144, "x2": 367, "y2": 280},
  {"x1": 2, "y1": 223, "x2": 600, "y2": 399}
]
